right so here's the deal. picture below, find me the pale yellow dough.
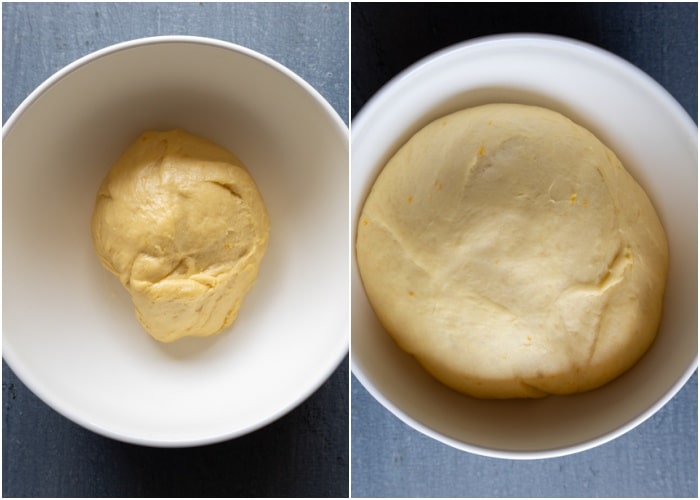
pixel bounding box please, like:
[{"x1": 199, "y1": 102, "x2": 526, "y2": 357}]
[
  {"x1": 356, "y1": 103, "x2": 668, "y2": 398},
  {"x1": 92, "y1": 130, "x2": 270, "y2": 343}
]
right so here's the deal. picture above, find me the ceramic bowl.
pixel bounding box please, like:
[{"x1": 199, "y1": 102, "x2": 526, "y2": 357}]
[
  {"x1": 351, "y1": 34, "x2": 697, "y2": 459},
  {"x1": 3, "y1": 36, "x2": 348, "y2": 446}
]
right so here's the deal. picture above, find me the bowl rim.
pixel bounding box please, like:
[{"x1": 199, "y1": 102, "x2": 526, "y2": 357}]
[
  {"x1": 3, "y1": 34, "x2": 348, "y2": 138},
  {"x1": 350, "y1": 32, "x2": 698, "y2": 459},
  {"x1": 2, "y1": 35, "x2": 349, "y2": 447},
  {"x1": 351, "y1": 32, "x2": 697, "y2": 139}
]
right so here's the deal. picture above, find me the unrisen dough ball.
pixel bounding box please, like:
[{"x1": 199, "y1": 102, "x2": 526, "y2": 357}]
[
  {"x1": 92, "y1": 130, "x2": 270, "y2": 343},
  {"x1": 356, "y1": 103, "x2": 668, "y2": 398}
]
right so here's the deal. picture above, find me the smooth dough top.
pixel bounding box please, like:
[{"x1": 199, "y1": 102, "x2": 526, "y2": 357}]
[
  {"x1": 92, "y1": 129, "x2": 270, "y2": 343},
  {"x1": 356, "y1": 103, "x2": 668, "y2": 398}
]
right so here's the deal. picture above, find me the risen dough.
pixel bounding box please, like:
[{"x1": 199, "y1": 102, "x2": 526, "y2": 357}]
[
  {"x1": 356, "y1": 103, "x2": 668, "y2": 398},
  {"x1": 92, "y1": 129, "x2": 270, "y2": 343}
]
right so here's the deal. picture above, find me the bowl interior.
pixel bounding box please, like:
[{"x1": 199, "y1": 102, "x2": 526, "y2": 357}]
[
  {"x1": 351, "y1": 35, "x2": 697, "y2": 458},
  {"x1": 3, "y1": 38, "x2": 348, "y2": 445}
]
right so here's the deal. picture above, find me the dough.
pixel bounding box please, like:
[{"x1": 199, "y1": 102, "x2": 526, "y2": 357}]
[
  {"x1": 92, "y1": 129, "x2": 270, "y2": 343},
  {"x1": 356, "y1": 103, "x2": 668, "y2": 398}
]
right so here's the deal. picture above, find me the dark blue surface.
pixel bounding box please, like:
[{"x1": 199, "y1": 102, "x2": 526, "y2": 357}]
[
  {"x1": 2, "y1": 3, "x2": 349, "y2": 497},
  {"x1": 351, "y1": 2, "x2": 697, "y2": 498},
  {"x1": 351, "y1": 2, "x2": 697, "y2": 123}
]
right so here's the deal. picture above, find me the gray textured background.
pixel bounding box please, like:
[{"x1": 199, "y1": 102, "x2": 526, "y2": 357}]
[
  {"x1": 3, "y1": 2, "x2": 699, "y2": 498},
  {"x1": 2, "y1": 3, "x2": 348, "y2": 497},
  {"x1": 351, "y1": 2, "x2": 697, "y2": 498}
]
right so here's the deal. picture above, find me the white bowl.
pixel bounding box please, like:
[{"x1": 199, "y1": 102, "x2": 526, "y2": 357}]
[
  {"x1": 351, "y1": 34, "x2": 697, "y2": 459},
  {"x1": 3, "y1": 36, "x2": 348, "y2": 446}
]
